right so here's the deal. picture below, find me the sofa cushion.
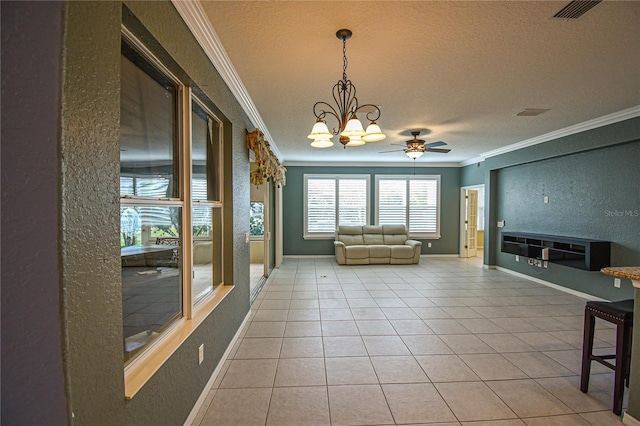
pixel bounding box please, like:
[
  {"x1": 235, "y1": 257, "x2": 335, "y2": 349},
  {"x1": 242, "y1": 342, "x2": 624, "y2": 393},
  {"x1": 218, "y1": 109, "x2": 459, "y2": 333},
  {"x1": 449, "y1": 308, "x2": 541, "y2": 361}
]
[
  {"x1": 337, "y1": 225, "x2": 364, "y2": 246},
  {"x1": 363, "y1": 225, "x2": 384, "y2": 245},
  {"x1": 345, "y1": 245, "x2": 369, "y2": 259},
  {"x1": 369, "y1": 245, "x2": 391, "y2": 258},
  {"x1": 390, "y1": 245, "x2": 414, "y2": 258},
  {"x1": 341, "y1": 234, "x2": 364, "y2": 246},
  {"x1": 382, "y1": 225, "x2": 408, "y2": 245}
]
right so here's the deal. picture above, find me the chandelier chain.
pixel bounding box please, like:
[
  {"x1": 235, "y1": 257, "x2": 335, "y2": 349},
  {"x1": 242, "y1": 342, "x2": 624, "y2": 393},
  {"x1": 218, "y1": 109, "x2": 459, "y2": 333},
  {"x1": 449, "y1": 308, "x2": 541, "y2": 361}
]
[{"x1": 342, "y1": 37, "x2": 348, "y2": 83}]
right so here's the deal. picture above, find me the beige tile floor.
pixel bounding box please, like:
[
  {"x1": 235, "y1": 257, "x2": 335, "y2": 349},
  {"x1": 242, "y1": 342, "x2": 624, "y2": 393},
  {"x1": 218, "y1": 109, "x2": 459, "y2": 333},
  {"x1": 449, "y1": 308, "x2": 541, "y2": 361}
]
[{"x1": 192, "y1": 256, "x2": 627, "y2": 425}]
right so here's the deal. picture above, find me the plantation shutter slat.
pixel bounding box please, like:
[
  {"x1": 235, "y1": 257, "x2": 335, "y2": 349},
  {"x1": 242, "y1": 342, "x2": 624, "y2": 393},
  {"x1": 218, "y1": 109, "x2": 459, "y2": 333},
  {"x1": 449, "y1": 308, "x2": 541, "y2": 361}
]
[
  {"x1": 338, "y1": 178, "x2": 367, "y2": 226},
  {"x1": 377, "y1": 176, "x2": 439, "y2": 236},
  {"x1": 378, "y1": 179, "x2": 407, "y2": 226},
  {"x1": 307, "y1": 178, "x2": 336, "y2": 233}
]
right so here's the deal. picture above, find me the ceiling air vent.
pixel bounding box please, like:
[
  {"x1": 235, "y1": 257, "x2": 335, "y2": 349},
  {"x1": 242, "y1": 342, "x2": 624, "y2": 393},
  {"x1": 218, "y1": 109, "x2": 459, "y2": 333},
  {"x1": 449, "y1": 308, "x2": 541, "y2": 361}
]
[{"x1": 553, "y1": 0, "x2": 602, "y2": 19}]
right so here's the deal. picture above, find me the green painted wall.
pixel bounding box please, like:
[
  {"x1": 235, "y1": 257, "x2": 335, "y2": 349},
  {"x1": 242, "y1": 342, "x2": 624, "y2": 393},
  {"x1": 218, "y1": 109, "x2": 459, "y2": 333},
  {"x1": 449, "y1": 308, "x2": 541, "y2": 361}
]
[
  {"x1": 60, "y1": 2, "x2": 253, "y2": 424},
  {"x1": 282, "y1": 165, "x2": 461, "y2": 255}
]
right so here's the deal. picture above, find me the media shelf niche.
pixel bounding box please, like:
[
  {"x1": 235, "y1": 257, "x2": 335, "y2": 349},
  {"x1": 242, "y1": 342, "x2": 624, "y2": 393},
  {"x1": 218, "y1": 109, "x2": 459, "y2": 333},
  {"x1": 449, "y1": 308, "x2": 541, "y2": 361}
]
[{"x1": 501, "y1": 232, "x2": 610, "y2": 271}]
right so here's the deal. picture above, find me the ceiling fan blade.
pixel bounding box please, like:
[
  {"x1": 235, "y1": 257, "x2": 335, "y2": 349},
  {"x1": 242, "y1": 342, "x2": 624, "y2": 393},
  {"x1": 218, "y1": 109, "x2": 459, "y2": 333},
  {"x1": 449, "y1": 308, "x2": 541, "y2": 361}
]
[
  {"x1": 378, "y1": 149, "x2": 405, "y2": 153},
  {"x1": 425, "y1": 141, "x2": 447, "y2": 148},
  {"x1": 425, "y1": 148, "x2": 451, "y2": 153}
]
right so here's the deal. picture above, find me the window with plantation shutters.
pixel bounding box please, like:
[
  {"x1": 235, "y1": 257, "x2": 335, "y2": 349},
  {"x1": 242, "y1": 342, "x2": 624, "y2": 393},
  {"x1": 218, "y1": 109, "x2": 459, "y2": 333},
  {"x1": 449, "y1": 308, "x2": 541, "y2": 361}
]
[
  {"x1": 376, "y1": 175, "x2": 441, "y2": 238},
  {"x1": 304, "y1": 174, "x2": 369, "y2": 238}
]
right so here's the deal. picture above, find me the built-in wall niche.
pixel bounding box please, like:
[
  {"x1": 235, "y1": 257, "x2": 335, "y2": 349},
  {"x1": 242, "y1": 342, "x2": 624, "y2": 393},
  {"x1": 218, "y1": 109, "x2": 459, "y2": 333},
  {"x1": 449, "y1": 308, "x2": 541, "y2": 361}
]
[{"x1": 501, "y1": 232, "x2": 610, "y2": 271}]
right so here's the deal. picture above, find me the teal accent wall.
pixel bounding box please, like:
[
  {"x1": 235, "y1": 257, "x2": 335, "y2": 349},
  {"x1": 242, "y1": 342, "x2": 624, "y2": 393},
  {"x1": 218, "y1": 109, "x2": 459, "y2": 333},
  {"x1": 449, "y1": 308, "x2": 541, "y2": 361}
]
[
  {"x1": 282, "y1": 165, "x2": 461, "y2": 255},
  {"x1": 460, "y1": 160, "x2": 486, "y2": 187},
  {"x1": 461, "y1": 118, "x2": 640, "y2": 301},
  {"x1": 495, "y1": 140, "x2": 639, "y2": 300}
]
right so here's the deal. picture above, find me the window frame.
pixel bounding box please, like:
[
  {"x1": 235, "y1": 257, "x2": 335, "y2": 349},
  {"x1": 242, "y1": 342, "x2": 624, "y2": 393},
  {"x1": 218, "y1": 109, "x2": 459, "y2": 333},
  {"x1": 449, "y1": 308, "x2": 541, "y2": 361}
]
[
  {"x1": 120, "y1": 26, "x2": 230, "y2": 400},
  {"x1": 303, "y1": 174, "x2": 370, "y2": 239},
  {"x1": 374, "y1": 175, "x2": 442, "y2": 239}
]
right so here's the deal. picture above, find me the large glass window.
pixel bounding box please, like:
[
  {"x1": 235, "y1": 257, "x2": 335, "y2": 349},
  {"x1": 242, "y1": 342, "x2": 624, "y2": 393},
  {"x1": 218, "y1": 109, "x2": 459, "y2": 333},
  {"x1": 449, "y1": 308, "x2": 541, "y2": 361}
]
[
  {"x1": 191, "y1": 99, "x2": 223, "y2": 303},
  {"x1": 120, "y1": 32, "x2": 224, "y2": 366},
  {"x1": 304, "y1": 174, "x2": 369, "y2": 238},
  {"x1": 120, "y1": 39, "x2": 181, "y2": 363},
  {"x1": 376, "y1": 175, "x2": 441, "y2": 238}
]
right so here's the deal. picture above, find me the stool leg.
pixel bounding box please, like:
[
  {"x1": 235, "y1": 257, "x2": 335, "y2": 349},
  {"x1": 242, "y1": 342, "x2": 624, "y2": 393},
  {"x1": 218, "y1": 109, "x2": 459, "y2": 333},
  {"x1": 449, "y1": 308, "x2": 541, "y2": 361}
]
[
  {"x1": 581, "y1": 309, "x2": 595, "y2": 393},
  {"x1": 613, "y1": 321, "x2": 632, "y2": 415}
]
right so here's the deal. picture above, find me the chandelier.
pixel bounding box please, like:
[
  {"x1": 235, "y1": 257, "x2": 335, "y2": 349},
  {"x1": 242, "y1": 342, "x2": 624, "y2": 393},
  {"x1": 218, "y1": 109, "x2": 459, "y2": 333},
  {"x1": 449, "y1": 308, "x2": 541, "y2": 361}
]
[{"x1": 307, "y1": 29, "x2": 386, "y2": 149}]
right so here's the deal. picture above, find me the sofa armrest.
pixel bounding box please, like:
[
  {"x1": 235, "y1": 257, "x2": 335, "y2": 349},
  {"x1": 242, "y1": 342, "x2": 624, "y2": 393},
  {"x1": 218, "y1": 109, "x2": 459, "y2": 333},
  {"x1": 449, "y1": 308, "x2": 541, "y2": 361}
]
[
  {"x1": 405, "y1": 239, "x2": 421, "y2": 249},
  {"x1": 334, "y1": 241, "x2": 347, "y2": 265},
  {"x1": 405, "y1": 239, "x2": 422, "y2": 263}
]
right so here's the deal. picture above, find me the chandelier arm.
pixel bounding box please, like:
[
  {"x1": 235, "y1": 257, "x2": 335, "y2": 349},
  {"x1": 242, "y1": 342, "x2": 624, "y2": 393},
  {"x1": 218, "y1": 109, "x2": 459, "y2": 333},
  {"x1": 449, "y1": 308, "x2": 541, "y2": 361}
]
[
  {"x1": 354, "y1": 104, "x2": 382, "y2": 122},
  {"x1": 332, "y1": 79, "x2": 359, "y2": 130},
  {"x1": 312, "y1": 101, "x2": 341, "y2": 135}
]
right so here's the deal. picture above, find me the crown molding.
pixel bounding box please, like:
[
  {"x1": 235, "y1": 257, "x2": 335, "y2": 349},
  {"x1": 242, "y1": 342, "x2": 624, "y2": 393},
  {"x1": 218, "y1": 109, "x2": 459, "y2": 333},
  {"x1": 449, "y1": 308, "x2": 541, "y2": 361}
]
[
  {"x1": 284, "y1": 161, "x2": 462, "y2": 168},
  {"x1": 478, "y1": 105, "x2": 640, "y2": 162},
  {"x1": 171, "y1": 0, "x2": 283, "y2": 161}
]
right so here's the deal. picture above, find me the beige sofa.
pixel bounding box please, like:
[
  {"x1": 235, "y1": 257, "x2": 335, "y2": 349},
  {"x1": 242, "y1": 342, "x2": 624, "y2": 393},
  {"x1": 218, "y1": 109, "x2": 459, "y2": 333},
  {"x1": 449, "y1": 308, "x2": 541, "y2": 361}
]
[{"x1": 334, "y1": 225, "x2": 421, "y2": 265}]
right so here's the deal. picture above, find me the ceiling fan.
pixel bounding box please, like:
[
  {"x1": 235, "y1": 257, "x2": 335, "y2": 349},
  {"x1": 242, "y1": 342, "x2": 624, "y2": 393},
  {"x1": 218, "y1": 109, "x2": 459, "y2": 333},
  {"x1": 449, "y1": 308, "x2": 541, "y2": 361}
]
[{"x1": 379, "y1": 131, "x2": 451, "y2": 159}]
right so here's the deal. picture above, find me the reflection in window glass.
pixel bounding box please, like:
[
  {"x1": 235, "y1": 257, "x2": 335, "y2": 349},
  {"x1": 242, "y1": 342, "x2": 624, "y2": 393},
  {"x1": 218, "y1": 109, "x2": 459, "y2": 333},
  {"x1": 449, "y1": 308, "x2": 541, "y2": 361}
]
[
  {"x1": 120, "y1": 41, "x2": 181, "y2": 364},
  {"x1": 192, "y1": 206, "x2": 219, "y2": 302},
  {"x1": 192, "y1": 100, "x2": 221, "y2": 202},
  {"x1": 191, "y1": 99, "x2": 223, "y2": 304},
  {"x1": 121, "y1": 206, "x2": 182, "y2": 363}
]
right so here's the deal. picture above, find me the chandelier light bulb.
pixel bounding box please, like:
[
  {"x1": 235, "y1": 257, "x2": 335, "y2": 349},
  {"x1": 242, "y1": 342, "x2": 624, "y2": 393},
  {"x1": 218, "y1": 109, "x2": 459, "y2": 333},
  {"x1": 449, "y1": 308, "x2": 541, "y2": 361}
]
[
  {"x1": 341, "y1": 115, "x2": 366, "y2": 138},
  {"x1": 308, "y1": 119, "x2": 333, "y2": 140},
  {"x1": 363, "y1": 121, "x2": 386, "y2": 142},
  {"x1": 311, "y1": 138, "x2": 334, "y2": 148},
  {"x1": 345, "y1": 135, "x2": 366, "y2": 147}
]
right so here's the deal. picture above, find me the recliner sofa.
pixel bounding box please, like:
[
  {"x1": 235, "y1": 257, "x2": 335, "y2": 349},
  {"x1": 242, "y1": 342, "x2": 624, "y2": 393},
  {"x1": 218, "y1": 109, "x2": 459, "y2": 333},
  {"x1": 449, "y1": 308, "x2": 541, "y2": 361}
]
[{"x1": 334, "y1": 225, "x2": 421, "y2": 265}]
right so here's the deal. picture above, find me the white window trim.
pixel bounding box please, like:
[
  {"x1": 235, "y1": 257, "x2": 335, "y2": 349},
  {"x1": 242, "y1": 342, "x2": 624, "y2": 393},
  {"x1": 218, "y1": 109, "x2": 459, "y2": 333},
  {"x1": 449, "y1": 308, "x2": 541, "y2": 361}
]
[
  {"x1": 303, "y1": 174, "x2": 370, "y2": 240},
  {"x1": 374, "y1": 175, "x2": 441, "y2": 239}
]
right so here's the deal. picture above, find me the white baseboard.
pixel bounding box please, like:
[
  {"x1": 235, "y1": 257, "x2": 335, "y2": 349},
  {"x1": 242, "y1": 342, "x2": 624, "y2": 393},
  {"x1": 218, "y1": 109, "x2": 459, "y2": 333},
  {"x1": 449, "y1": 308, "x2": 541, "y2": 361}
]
[
  {"x1": 495, "y1": 266, "x2": 608, "y2": 301},
  {"x1": 183, "y1": 311, "x2": 251, "y2": 426},
  {"x1": 624, "y1": 412, "x2": 640, "y2": 426}
]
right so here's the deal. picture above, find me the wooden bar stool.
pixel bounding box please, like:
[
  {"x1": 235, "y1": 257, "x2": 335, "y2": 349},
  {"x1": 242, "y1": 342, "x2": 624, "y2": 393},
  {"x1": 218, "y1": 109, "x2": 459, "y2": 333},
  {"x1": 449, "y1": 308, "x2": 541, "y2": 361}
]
[{"x1": 580, "y1": 299, "x2": 634, "y2": 415}]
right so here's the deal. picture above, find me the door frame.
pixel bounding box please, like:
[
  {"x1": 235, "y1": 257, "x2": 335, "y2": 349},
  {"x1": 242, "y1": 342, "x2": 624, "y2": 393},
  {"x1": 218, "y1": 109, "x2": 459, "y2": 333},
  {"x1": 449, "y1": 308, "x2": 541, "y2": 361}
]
[{"x1": 459, "y1": 184, "x2": 484, "y2": 258}]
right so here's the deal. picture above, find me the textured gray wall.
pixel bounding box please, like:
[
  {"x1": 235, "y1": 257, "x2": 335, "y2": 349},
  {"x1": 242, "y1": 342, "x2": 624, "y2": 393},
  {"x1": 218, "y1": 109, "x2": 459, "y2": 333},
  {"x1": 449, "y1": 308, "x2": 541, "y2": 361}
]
[
  {"x1": 282, "y1": 165, "x2": 461, "y2": 255},
  {"x1": 58, "y1": 2, "x2": 252, "y2": 424},
  {"x1": 1, "y1": 2, "x2": 69, "y2": 424},
  {"x1": 494, "y1": 141, "x2": 639, "y2": 300}
]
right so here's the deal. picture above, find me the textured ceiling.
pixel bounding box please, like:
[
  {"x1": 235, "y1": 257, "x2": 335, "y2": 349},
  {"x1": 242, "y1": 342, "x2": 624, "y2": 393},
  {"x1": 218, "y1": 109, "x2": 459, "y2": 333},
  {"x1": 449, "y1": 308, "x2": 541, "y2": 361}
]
[{"x1": 198, "y1": 1, "x2": 640, "y2": 165}]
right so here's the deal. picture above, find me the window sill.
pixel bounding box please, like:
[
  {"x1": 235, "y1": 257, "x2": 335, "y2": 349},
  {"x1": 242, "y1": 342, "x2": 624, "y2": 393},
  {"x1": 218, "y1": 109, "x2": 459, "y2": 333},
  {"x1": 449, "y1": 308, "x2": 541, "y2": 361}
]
[{"x1": 124, "y1": 284, "x2": 234, "y2": 399}]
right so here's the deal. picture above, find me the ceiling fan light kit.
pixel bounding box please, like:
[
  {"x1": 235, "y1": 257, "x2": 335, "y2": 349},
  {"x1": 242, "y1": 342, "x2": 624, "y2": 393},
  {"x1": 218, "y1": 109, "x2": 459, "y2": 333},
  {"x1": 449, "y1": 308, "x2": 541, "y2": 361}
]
[
  {"x1": 379, "y1": 131, "x2": 451, "y2": 160},
  {"x1": 309, "y1": 29, "x2": 386, "y2": 149}
]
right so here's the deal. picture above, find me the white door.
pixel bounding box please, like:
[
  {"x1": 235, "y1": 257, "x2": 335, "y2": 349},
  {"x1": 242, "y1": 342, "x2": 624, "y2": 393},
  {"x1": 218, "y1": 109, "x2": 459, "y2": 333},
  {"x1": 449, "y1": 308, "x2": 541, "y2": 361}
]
[
  {"x1": 466, "y1": 190, "x2": 478, "y2": 258},
  {"x1": 461, "y1": 189, "x2": 479, "y2": 258}
]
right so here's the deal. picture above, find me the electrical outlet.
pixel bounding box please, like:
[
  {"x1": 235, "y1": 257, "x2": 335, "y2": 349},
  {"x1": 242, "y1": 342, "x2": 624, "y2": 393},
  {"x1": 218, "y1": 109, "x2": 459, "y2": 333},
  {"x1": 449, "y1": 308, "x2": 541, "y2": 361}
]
[
  {"x1": 428, "y1": 242, "x2": 432, "y2": 248},
  {"x1": 515, "y1": 255, "x2": 520, "y2": 262},
  {"x1": 544, "y1": 196, "x2": 549, "y2": 204},
  {"x1": 528, "y1": 258, "x2": 534, "y2": 265},
  {"x1": 614, "y1": 278, "x2": 621, "y2": 288},
  {"x1": 198, "y1": 344, "x2": 204, "y2": 365}
]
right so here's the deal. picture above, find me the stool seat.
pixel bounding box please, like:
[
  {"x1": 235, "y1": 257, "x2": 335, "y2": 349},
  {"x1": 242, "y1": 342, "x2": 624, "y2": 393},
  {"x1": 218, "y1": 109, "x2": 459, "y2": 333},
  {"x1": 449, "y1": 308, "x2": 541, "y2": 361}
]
[
  {"x1": 581, "y1": 298, "x2": 634, "y2": 415},
  {"x1": 586, "y1": 299, "x2": 634, "y2": 321}
]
